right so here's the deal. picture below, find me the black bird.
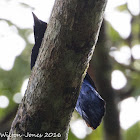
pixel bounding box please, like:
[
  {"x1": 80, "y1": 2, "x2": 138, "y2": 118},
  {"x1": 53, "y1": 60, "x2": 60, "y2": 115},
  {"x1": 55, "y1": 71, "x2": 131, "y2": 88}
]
[
  {"x1": 75, "y1": 73, "x2": 105, "y2": 129},
  {"x1": 31, "y1": 12, "x2": 47, "y2": 69},
  {"x1": 31, "y1": 12, "x2": 105, "y2": 130}
]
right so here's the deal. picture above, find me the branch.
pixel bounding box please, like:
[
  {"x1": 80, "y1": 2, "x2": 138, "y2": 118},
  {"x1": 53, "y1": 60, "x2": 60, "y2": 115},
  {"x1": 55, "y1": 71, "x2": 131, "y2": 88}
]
[
  {"x1": 8, "y1": 0, "x2": 107, "y2": 139},
  {"x1": 91, "y1": 22, "x2": 121, "y2": 140},
  {"x1": 111, "y1": 57, "x2": 140, "y2": 73},
  {"x1": 117, "y1": 88, "x2": 134, "y2": 101}
]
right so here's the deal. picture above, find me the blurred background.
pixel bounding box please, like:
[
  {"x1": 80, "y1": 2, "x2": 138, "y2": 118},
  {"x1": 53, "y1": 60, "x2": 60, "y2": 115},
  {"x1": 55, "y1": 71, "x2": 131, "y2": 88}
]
[{"x1": 0, "y1": 0, "x2": 139, "y2": 140}]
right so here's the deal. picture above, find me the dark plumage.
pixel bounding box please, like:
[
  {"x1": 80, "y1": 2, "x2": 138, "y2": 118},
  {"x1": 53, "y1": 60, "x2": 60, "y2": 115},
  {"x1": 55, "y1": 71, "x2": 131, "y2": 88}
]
[
  {"x1": 76, "y1": 73, "x2": 105, "y2": 129},
  {"x1": 31, "y1": 12, "x2": 105, "y2": 129},
  {"x1": 31, "y1": 12, "x2": 47, "y2": 69}
]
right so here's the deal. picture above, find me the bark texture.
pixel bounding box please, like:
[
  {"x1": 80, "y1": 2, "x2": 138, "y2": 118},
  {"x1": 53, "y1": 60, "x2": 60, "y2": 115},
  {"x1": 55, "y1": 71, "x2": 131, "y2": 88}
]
[
  {"x1": 8, "y1": 0, "x2": 107, "y2": 139},
  {"x1": 90, "y1": 22, "x2": 122, "y2": 140}
]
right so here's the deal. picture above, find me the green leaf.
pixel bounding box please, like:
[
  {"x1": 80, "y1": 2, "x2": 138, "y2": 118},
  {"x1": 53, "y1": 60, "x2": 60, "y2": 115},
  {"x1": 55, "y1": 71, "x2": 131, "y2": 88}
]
[
  {"x1": 116, "y1": 4, "x2": 127, "y2": 12},
  {"x1": 106, "y1": 22, "x2": 121, "y2": 43}
]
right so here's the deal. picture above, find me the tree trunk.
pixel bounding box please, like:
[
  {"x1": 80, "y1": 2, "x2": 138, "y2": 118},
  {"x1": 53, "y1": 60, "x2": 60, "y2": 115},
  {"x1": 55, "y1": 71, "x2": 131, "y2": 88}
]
[
  {"x1": 90, "y1": 22, "x2": 122, "y2": 140},
  {"x1": 8, "y1": 0, "x2": 107, "y2": 139}
]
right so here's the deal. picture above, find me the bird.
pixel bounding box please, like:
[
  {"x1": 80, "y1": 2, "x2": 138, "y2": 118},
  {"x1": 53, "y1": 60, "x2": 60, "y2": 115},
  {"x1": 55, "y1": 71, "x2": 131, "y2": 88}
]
[
  {"x1": 31, "y1": 12, "x2": 105, "y2": 130},
  {"x1": 75, "y1": 73, "x2": 105, "y2": 129},
  {"x1": 31, "y1": 12, "x2": 47, "y2": 69}
]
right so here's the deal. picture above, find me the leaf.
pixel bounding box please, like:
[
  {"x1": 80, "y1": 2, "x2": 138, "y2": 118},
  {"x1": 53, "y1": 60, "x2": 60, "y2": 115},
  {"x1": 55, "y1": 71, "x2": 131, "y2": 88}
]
[
  {"x1": 116, "y1": 4, "x2": 127, "y2": 12},
  {"x1": 106, "y1": 22, "x2": 121, "y2": 43}
]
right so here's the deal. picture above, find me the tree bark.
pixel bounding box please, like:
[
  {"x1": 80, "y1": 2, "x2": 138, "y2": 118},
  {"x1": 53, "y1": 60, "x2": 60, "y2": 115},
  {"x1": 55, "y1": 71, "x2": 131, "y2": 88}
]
[
  {"x1": 8, "y1": 0, "x2": 107, "y2": 139},
  {"x1": 90, "y1": 22, "x2": 122, "y2": 140}
]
